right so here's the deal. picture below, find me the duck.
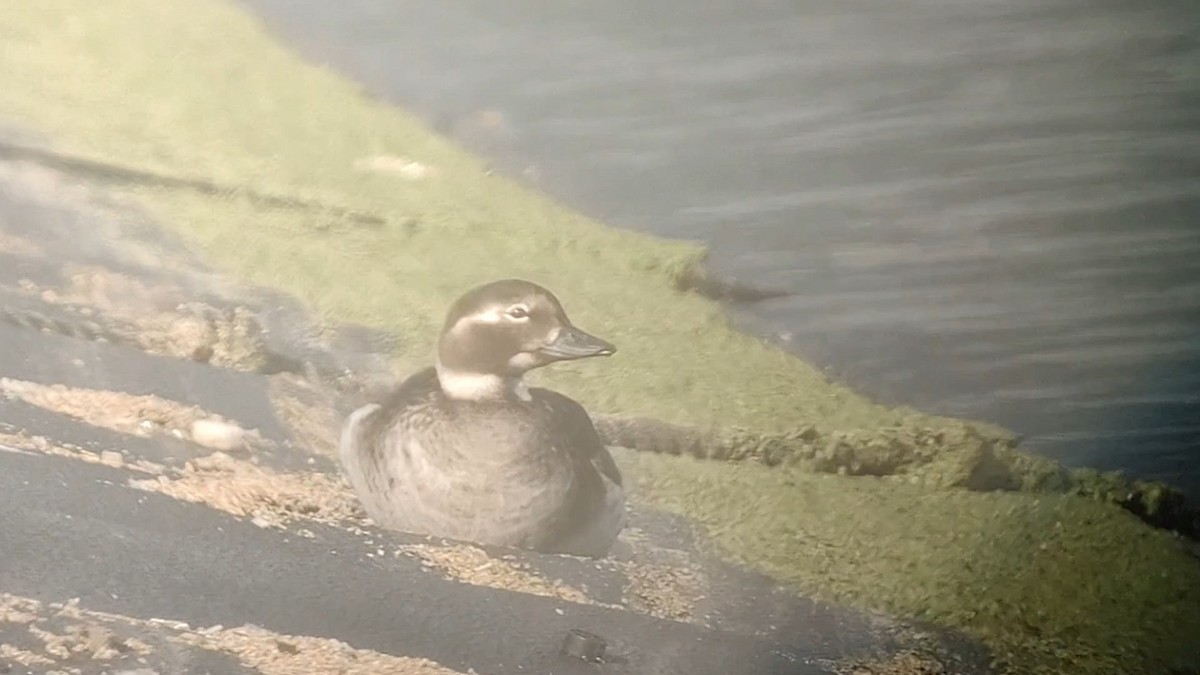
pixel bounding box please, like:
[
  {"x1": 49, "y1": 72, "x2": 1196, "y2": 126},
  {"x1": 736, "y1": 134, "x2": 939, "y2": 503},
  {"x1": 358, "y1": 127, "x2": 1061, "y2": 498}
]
[{"x1": 338, "y1": 279, "x2": 626, "y2": 558}]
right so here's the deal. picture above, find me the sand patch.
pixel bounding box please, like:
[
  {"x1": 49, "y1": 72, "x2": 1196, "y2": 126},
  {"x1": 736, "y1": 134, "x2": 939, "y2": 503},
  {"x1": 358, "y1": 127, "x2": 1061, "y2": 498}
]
[
  {"x1": 267, "y1": 373, "x2": 342, "y2": 459},
  {"x1": 0, "y1": 643, "x2": 55, "y2": 667},
  {"x1": 0, "y1": 380, "x2": 361, "y2": 530},
  {"x1": 61, "y1": 264, "x2": 183, "y2": 315},
  {"x1": 835, "y1": 650, "x2": 963, "y2": 675},
  {"x1": 1, "y1": 593, "x2": 463, "y2": 675},
  {"x1": 129, "y1": 450, "x2": 363, "y2": 529},
  {"x1": 26, "y1": 619, "x2": 153, "y2": 662},
  {"x1": 2, "y1": 407, "x2": 357, "y2": 531},
  {"x1": 0, "y1": 425, "x2": 166, "y2": 475},
  {"x1": 60, "y1": 263, "x2": 265, "y2": 367},
  {"x1": 610, "y1": 523, "x2": 710, "y2": 623},
  {"x1": 111, "y1": 304, "x2": 264, "y2": 367},
  {"x1": 619, "y1": 561, "x2": 706, "y2": 622},
  {"x1": 1, "y1": 594, "x2": 153, "y2": 669},
  {"x1": 161, "y1": 301, "x2": 272, "y2": 371},
  {"x1": 14, "y1": 269, "x2": 273, "y2": 370},
  {"x1": 0, "y1": 378, "x2": 264, "y2": 452},
  {"x1": 396, "y1": 543, "x2": 598, "y2": 606},
  {"x1": 177, "y1": 624, "x2": 462, "y2": 675}
]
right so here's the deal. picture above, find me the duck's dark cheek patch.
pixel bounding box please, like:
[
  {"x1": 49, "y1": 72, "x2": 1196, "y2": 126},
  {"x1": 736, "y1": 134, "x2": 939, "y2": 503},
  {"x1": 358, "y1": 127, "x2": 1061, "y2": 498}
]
[
  {"x1": 474, "y1": 341, "x2": 510, "y2": 371},
  {"x1": 442, "y1": 324, "x2": 513, "y2": 373}
]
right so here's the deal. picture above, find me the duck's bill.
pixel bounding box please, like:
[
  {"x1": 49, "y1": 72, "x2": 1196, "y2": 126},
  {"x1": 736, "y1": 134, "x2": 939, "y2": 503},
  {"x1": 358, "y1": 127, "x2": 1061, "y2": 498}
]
[{"x1": 539, "y1": 325, "x2": 617, "y2": 360}]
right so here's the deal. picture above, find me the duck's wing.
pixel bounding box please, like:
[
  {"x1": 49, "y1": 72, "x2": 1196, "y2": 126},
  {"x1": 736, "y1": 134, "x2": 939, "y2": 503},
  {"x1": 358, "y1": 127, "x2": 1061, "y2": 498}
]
[
  {"x1": 338, "y1": 367, "x2": 439, "y2": 502},
  {"x1": 532, "y1": 388, "x2": 623, "y2": 488},
  {"x1": 532, "y1": 388, "x2": 627, "y2": 557}
]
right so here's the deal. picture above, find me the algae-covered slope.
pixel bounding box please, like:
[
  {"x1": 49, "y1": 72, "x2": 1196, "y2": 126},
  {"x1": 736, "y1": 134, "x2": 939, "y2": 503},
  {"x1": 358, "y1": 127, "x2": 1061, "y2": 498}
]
[
  {"x1": 617, "y1": 449, "x2": 1200, "y2": 675},
  {"x1": 0, "y1": 0, "x2": 895, "y2": 438},
  {"x1": 2, "y1": 3, "x2": 1199, "y2": 674}
]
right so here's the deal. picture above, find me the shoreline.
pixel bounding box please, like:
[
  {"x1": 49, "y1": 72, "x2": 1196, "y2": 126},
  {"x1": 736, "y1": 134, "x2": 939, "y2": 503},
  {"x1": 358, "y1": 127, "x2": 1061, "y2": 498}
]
[
  {"x1": 233, "y1": 0, "x2": 1200, "y2": 500},
  {"x1": 0, "y1": 148, "x2": 998, "y2": 675},
  {"x1": 2, "y1": 3, "x2": 1199, "y2": 673},
  {"x1": 2, "y1": 132, "x2": 1196, "y2": 541}
]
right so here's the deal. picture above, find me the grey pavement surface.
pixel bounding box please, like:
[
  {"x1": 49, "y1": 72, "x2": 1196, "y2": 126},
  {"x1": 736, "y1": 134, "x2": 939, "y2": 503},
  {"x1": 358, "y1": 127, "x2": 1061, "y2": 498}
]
[{"x1": 0, "y1": 448, "x2": 813, "y2": 675}]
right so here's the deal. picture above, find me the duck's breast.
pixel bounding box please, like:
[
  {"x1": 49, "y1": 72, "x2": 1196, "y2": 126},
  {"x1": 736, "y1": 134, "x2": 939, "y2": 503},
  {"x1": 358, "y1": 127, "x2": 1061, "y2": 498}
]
[{"x1": 346, "y1": 400, "x2": 580, "y2": 547}]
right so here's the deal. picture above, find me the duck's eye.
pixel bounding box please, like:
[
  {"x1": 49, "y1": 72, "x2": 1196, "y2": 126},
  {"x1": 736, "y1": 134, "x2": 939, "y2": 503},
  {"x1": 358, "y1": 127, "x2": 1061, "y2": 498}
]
[{"x1": 506, "y1": 305, "x2": 530, "y2": 320}]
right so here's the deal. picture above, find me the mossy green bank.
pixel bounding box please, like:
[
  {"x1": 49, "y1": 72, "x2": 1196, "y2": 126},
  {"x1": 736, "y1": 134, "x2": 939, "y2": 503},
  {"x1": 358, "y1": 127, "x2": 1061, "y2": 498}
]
[
  {"x1": 617, "y1": 449, "x2": 1200, "y2": 675},
  {"x1": 1, "y1": 3, "x2": 1197, "y2": 673}
]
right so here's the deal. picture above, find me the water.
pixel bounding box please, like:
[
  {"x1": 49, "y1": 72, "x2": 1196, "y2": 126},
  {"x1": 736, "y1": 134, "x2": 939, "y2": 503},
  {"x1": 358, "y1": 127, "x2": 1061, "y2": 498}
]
[{"x1": 237, "y1": 0, "x2": 1200, "y2": 495}]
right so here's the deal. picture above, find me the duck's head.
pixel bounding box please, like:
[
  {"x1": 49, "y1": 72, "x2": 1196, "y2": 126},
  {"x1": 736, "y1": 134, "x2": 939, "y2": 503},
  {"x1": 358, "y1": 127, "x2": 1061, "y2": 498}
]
[{"x1": 434, "y1": 279, "x2": 616, "y2": 401}]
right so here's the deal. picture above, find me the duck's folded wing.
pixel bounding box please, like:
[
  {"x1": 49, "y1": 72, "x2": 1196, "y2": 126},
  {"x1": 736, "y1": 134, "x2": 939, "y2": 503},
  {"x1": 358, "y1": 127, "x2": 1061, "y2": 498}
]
[
  {"x1": 533, "y1": 388, "x2": 624, "y2": 488},
  {"x1": 589, "y1": 441, "x2": 624, "y2": 488},
  {"x1": 533, "y1": 389, "x2": 627, "y2": 557}
]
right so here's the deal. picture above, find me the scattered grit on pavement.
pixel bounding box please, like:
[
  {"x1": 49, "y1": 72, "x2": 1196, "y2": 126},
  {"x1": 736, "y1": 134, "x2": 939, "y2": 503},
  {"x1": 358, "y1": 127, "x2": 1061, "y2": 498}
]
[{"x1": 0, "y1": 135, "x2": 994, "y2": 674}]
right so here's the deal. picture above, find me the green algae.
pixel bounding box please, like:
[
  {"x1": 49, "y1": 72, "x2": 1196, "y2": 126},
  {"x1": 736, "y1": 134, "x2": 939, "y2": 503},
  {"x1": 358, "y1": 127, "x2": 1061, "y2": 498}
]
[
  {"x1": 596, "y1": 413, "x2": 1200, "y2": 537},
  {"x1": 615, "y1": 448, "x2": 1200, "y2": 675},
  {"x1": 0, "y1": 1, "x2": 1076, "y2": 453},
  {"x1": 1, "y1": 3, "x2": 1197, "y2": 673},
  {"x1": 0, "y1": 0, "x2": 882, "y2": 435}
]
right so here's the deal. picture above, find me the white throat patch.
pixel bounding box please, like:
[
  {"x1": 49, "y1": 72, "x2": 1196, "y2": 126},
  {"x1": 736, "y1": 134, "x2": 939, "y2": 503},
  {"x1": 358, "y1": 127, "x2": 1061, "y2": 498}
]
[{"x1": 436, "y1": 364, "x2": 531, "y2": 402}]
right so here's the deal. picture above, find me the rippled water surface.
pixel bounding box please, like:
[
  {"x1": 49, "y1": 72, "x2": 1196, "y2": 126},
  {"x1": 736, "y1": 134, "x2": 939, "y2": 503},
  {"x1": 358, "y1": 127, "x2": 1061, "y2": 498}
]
[{"x1": 239, "y1": 0, "x2": 1200, "y2": 494}]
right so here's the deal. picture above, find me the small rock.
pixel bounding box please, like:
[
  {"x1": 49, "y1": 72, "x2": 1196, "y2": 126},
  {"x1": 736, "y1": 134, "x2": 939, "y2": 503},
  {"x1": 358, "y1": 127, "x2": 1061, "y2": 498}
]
[
  {"x1": 149, "y1": 618, "x2": 190, "y2": 631},
  {"x1": 190, "y1": 419, "x2": 246, "y2": 451},
  {"x1": 560, "y1": 629, "x2": 606, "y2": 663},
  {"x1": 275, "y1": 639, "x2": 299, "y2": 655},
  {"x1": 193, "y1": 451, "x2": 235, "y2": 470},
  {"x1": 98, "y1": 450, "x2": 124, "y2": 468},
  {"x1": 354, "y1": 155, "x2": 433, "y2": 179}
]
